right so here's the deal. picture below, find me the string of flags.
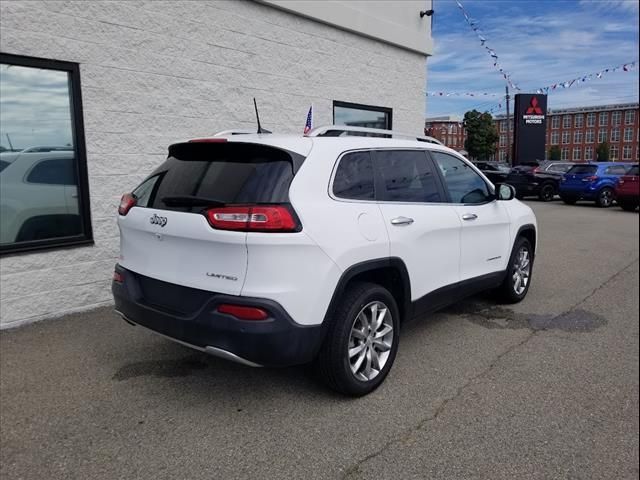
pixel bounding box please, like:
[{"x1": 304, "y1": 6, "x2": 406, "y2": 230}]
[
  {"x1": 455, "y1": 0, "x2": 519, "y2": 91},
  {"x1": 426, "y1": 91, "x2": 502, "y2": 97},
  {"x1": 534, "y1": 61, "x2": 638, "y2": 94}
]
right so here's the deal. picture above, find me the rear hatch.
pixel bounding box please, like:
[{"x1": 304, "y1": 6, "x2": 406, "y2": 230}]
[
  {"x1": 617, "y1": 165, "x2": 639, "y2": 195},
  {"x1": 562, "y1": 164, "x2": 598, "y2": 188},
  {"x1": 117, "y1": 141, "x2": 302, "y2": 296}
]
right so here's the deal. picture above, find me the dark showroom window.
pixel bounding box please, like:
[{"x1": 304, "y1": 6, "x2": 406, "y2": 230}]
[
  {"x1": 333, "y1": 101, "x2": 392, "y2": 131},
  {"x1": 0, "y1": 53, "x2": 92, "y2": 254}
]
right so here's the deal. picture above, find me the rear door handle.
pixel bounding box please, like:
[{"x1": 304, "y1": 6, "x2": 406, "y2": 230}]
[
  {"x1": 391, "y1": 216, "x2": 414, "y2": 226},
  {"x1": 461, "y1": 213, "x2": 478, "y2": 221}
]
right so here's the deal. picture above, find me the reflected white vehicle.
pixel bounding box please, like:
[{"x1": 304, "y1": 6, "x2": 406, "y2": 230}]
[{"x1": 0, "y1": 151, "x2": 80, "y2": 244}]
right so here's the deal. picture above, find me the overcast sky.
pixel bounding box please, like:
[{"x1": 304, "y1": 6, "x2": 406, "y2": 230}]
[
  {"x1": 426, "y1": 0, "x2": 640, "y2": 118},
  {"x1": 0, "y1": 64, "x2": 73, "y2": 151}
]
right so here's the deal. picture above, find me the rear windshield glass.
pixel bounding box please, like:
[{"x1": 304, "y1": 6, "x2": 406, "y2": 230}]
[
  {"x1": 567, "y1": 165, "x2": 597, "y2": 175},
  {"x1": 144, "y1": 143, "x2": 296, "y2": 212},
  {"x1": 627, "y1": 165, "x2": 639, "y2": 176}
]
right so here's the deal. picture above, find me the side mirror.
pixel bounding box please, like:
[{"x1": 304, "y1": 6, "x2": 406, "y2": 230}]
[{"x1": 496, "y1": 183, "x2": 516, "y2": 201}]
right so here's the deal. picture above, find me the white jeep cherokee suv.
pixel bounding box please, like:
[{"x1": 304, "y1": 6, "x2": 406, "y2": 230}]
[{"x1": 112, "y1": 127, "x2": 537, "y2": 396}]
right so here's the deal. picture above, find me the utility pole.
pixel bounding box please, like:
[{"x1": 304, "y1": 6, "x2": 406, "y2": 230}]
[{"x1": 505, "y1": 85, "x2": 511, "y2": 166}]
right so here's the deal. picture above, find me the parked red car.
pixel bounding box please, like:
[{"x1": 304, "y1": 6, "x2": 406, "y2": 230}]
[{"x1": 615, "y1": 164, "x2": 639, "y2": 211}]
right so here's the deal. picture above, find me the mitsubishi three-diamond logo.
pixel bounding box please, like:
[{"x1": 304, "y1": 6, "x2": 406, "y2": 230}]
[{"x1": 523, "y1": 96, "x2": 545, "y2": 124}]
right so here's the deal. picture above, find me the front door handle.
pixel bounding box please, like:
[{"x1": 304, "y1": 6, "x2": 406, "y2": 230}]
[
  {"x1": 391, "y1": 216, "x2": 414, "y2": 226},
  {"x1": 461, "y1": 213, "x2": 478, "y2": 221}
]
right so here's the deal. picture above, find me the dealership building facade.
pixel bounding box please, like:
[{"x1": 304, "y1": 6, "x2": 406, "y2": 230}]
[{"x1": 0, "y1": 0, "x2": 433, "y2": 328}]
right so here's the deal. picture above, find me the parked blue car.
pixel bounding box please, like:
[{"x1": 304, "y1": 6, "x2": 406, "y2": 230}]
[{"x1": 559, "y1": 162, "x2": 633, "y2": 208}]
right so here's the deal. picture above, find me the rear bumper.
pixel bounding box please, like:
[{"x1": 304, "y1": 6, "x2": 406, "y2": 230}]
[
  {"x1": 112, "y1": 265, "x2": 326, "y2": 367},
  {"x1": 559, "y1": 184, "x2": 596, "y2": 199}
]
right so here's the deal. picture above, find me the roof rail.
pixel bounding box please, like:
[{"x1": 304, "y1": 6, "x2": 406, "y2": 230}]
[
  {"x1": 306, "y1": 125, "x2": 443, "y2": 146},
  {"x1": 212, "y1": 129, "x2": 260, "y2": 137}
]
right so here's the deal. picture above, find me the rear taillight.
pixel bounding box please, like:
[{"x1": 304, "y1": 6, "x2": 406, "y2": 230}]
[
  {"x1": 582, "y1": 175, "x2": 598, "y2": 182},
  {"x1": 118, "y1": 193, "x2": 137, "y2": 216},
  {"x1": 618, "y1": 178, "x2": 625, "y2": 185},
  {"x1": 113, "y1": 271, "x2": 124, "y2": 283},
  {"x1": 532, "y1": 167, "x2": 540, "y2": 173},
  {"x1": 217, "y1": 304, "x2": 269, "y2": 321},
  {"x1": 205, "y1": 205, "x2": 299, "y2": 232}
]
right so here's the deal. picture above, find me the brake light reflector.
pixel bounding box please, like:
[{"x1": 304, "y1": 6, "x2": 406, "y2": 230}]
[
  {"x1": 118, "y1": 193, "x2": 137, "y2": 216},
  {"x1": 113, "y1": 271, "x2": 124, "y2": 283},
  {"x1": 217, "y1": 304, "x2": 269, "y2": 320},
  {"x1": 205, "y1": 205, "x2": 298, "y2": 232},
  {"x1": 532, "y1": 167, "x2": 540, "y2": 173},
  {"x1": 582, "y1": 175, "x2": 599, "y2": 182}
]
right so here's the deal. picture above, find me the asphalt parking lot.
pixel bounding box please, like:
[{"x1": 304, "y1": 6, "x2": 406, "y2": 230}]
[{"x1": 1, "y1": 201, "x2": 638, "y2": 480}]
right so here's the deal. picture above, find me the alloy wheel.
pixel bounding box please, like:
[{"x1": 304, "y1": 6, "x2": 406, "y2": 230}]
[
  {"x1": 512, "y1": 246, "x2": 531, "y2": 296},
  {"x1": 599, "y1": 189, "x2": 613, "y2": 207},
  {"x1": 348, "y1": 301, "x2": 393, "y2": 381}
]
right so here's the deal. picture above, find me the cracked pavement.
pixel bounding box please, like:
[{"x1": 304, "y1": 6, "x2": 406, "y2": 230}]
[{"x1": 1, "y1": 202, "x2": 638, "y2": 480}]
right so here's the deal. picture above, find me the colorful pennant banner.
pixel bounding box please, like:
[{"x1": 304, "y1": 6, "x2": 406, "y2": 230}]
[
  {"x1": 534, "y1": 61, "x2": 638, "y2": 94},
  {"x1": 455, "y1": 1, "x2": 520, "y2": 91},
  {"x1": 426, "y1": 91, "x2": 502, "y2": 97}
]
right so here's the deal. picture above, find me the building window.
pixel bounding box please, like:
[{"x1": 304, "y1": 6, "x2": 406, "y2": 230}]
[
  {"x1": 573, "y1": 148, "x2": 582, "y2": 161},
  {"x1": 562, "y1": 131, "x2": 570, "y2": 144},
  {"x1": 498, "y1": 150, "x2": 507, "y2": 161},
  {"x1": 561, "y1": 147, "x2": 569, "y2": 160},
  {"x1": 624, "y1": 127, "x2": 633, "y2": 142},
  {"x1": 610, "y1": 128, "x2": 620, "y2": 142},
  {"x1": 499, "y1": 134, "x2": 506, "y2": 147},
  {"x1": 500, "y1": 121, "x2": 506, "y2": 132},
  {"x1": 623, "y1": 145, "x2": 632, "y2": 160},
  {"x1": 585, "y1": 146, "x2": 594, "y2": 160},
  {"x1": 610, "y1": 145, "x2": 619, "y2": 160},
  {"x1": 562, "y1": 115, "x2": 571, "y2": 128},
  {"x1": 611, "y1": 111, "x2": 621, "y2": 126},
  {"x1": 587, "y1": 112, "x2": 596, "y2": 127},
  {"x1": 599, "y1": 111, "x2": 608, "y2": 126},
  {"x1": 585, "y1": 129, "x2": 595, "y2": 143},
  {"x1": 573, "y1": 131, "x2": 583, "y2": 144},
  {"x1": 551, "y1": 116, "x2": 560, "y2": 129},
  {"x1": 574, "y1": 114, "x2": 584, "y2": 128},
  {"x1": 451, "y1": 125, "x2": 457, "y2": 134},
  {"x1": 551, "y1": 132, "x2": 559, "y2": 145},
  {"x1": 0, "y1": 53, "x2": 92, "y2": 254},
  {"x1": 333, "y1": 100, "x2": 392, "y2": 130},
  {"x1": 624, "y1": 110, "x2": 635, "y2": 125},
  {"x1": 598, "y1": 130, "x2": 607, "y2": 143}
]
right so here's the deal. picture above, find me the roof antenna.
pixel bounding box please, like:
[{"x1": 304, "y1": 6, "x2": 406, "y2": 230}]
[{"x1": 253, "y1": 98, "x2": 271, "y2": 134}]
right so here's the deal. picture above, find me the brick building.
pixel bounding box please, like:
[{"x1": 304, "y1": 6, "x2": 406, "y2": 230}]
[
  {"x1": 426, "y1": 103, "x2": 639, "y2": 163},
  {"x1": 424, "y1": 116, "x2": 467, "y2": 153},
  {"x1": 493, "y1": 103, "x2": 639, "y2": 163},
  {"x1": 0, "y1": 0, "x2": 433, "y2": 328}
]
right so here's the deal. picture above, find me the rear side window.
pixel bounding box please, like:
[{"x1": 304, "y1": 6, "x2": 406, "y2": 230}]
[
  {"x1": 604, "y1": 165, "x2": 628, "y2": 175},
  {"x1": 567, "y1": 165, "x2": 597, "y2": 175},
  {"x1": 333, "y1": 151, "x2": 375, "y2": 200},
  {"x1": 0, "y1": 160, "x2": 9, "y2": 172},
  {"x1": 26, "y1": 157, "x2": 77, "y2": 185},
  {"x1": 627, "y1": 165, "x2": 639, "y2": 176},
  {"x1": 431, "y1": 152, "x2": 492, "y2": 204},
  {"x1": 145, "y1": 143, "x2": 296, "y2": 212},
  {"x1": 376, "y1": 150, "x2": 442, "y2": 202},
  {"x1": 547, "y1": 163, "x2": 572, "y2": 173}
]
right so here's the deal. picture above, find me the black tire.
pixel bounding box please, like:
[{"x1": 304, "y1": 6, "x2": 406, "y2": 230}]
[
  {"x1": 538, "y1": 183, "x2": 555, "y2": 202},
  {"x1": 619, "y1": 200, "x2": 638, "y2": 212},
  {"x1": 561, "y1": 196, "x2": 577, "y2": 205},
  {"x1": 595, "y1": 187, "x2": 614, "y2": 208},
  {"x1": 315, "y1": 282, "x2": 400, "y2": 397},
  {"x1": 496, "y1": 237, "x2": 534, "y2": 304}
]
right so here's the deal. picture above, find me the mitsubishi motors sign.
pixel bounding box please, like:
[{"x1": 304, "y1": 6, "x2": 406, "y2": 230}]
[{"x1": 513, "y1": 93, "x2": 547, "y2": 164}]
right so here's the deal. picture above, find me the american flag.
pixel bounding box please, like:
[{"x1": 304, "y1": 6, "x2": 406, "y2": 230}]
[{"x1": 303, "y1": 105, "x2": 313, "y2": 135}]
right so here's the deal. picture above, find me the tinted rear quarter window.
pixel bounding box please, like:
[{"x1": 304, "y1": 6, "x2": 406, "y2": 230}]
[
  {"x1": 376, "y1": 150, "x2": 442, "y2": 202},
  {"x1": 333, "y1": 151, "x2": 375, "y2": 200},
  {"x1": 145, "y1": 143, "x2": 296, "y2": 212},
  {"x1": 568, "y1": 165, "x2": 597, "y2": 175}
]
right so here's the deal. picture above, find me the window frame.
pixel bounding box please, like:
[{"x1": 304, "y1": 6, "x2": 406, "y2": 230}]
[
  {"x1": 332, "y1": 100, "x2": 393, "y2": 130},
  {"x1": 0, "y1": 53, "x2": 92, "y2": 255}
]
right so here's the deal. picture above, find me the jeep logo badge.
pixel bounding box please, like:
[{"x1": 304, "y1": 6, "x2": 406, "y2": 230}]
[{"x1": 150, "y1": 214, "x2": 167, "y2": 227}]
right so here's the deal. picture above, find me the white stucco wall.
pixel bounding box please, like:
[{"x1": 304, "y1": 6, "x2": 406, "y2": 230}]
[{"x1": 0, "y1": 0, "x2": 428, "y2": 328}]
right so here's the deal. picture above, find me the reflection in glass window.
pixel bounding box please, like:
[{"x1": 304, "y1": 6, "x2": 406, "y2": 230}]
[
  {"x1": 0, "y1": 56, "x2": 90, "y2": 251},
  {"x1": 333, "y1": 101, "x2": 391, "y2": 130},
  {"x1": 333, "y1": 151, "x2": 375, "y2": 200},
  {"x1": 431, "y1": 152, "x2": 492, "y2": 204},
  {"x1": 377, "y1": 150, "x2": 442, "y2": 202}
]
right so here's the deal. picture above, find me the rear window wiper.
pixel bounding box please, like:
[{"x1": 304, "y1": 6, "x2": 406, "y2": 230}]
[{"x1": 161, "y1": 195, "x2": 226, "y2": 207}]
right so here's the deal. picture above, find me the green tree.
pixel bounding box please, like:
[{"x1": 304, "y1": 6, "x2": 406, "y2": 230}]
[
  {"x1": 463, "y1": 110, "x2": 499, "y2": 160},
  {"x1": 548, "y1": 145, "x2": 561, "y2": 160},
  {"x1": 596, "y1": 141, "x2": 610, "y2": 161}
]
